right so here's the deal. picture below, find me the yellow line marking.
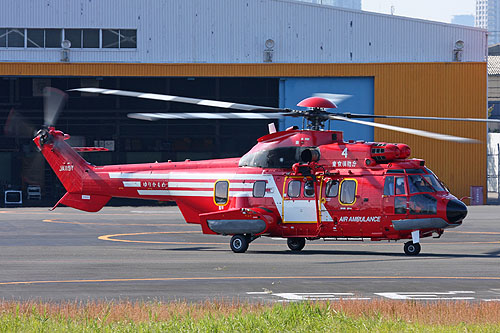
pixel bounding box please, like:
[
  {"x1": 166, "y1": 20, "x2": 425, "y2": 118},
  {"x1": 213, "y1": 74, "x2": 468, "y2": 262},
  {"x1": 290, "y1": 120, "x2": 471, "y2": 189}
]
[
  {"x1": 43, "y1": 219, "x2": 193, "y2": 227},
  {"x1": 447, "y1": 231, "x2": 500, "y2": 235},
  {"x1": 99, "y1": 231, "x2": 500, "y2": 246},
  {"x1": 99, "y1": 231, "x2": 205, "y2": 245},
  {"x1": 0, "y1": 275, "x2": 499, "y2": 286}
]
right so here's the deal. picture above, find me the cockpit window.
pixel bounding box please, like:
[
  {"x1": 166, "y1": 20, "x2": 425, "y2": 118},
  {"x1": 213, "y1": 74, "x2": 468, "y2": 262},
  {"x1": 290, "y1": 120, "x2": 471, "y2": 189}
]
[
  {"x1": 409, "y1": 193, "x2": 437, "y2": 215},
  {"x1": 395, "y1": 177, "x2": 406, "y2": 195},
  {"x1": 405, "y1": 169, "x2": 425, "y2": 174},
  {"x1": 408, "y1": 175, "x2": 434, "y2": 194}
]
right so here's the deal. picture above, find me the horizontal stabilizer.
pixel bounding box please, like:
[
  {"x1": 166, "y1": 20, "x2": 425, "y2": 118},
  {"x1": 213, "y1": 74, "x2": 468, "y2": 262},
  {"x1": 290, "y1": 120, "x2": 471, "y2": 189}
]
[{"x1": 54, "y1": 192, "x2": 111, "y2": 212}]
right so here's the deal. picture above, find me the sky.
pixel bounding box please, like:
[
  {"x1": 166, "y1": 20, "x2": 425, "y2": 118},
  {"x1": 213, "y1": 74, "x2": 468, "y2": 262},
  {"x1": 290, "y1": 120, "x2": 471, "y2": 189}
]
[{"x1": 362, "y1": 0, "x2": 475, "y2": 24}]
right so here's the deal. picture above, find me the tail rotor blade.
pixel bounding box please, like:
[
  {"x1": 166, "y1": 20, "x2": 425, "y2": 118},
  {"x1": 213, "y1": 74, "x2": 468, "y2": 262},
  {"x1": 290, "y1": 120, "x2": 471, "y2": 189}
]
[
  {"x1": 4, "y1": 108, "x2": 36, "y2": 138},
  {"x1": 44, "y1": 87, "x2": 68, "y2": 127}
]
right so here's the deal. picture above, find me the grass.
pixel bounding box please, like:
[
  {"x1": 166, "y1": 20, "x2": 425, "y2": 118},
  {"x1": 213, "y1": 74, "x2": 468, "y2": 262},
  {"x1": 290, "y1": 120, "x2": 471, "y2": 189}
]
[{"x1": 0, "y1": 300, "x2": 498, "y2": 332}]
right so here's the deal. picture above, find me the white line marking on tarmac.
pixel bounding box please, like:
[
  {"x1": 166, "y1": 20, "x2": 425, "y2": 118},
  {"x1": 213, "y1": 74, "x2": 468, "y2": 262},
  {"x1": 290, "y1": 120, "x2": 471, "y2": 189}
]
[{"x1": 375, "y1": 291, "x2": 476, "y2": 300}]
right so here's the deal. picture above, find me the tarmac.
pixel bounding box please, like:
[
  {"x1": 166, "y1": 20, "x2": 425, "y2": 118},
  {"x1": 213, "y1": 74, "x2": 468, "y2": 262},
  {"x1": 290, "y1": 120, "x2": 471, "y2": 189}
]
[{"x1": 0, "y1": 205, "x2": 498, "y2": 303}]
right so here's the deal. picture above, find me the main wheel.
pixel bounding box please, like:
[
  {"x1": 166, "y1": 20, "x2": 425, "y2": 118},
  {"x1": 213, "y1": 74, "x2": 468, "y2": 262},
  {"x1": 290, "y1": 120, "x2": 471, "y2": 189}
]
[
  {"x1": 404, "y1": 241, "x2": 421, "y2": 256},
  {"x1": 230, "y1": 234, "x2": 249, "y2": 253},
  {"x1": 287, "y1": 237, "x2": 306, "y2": 252}
]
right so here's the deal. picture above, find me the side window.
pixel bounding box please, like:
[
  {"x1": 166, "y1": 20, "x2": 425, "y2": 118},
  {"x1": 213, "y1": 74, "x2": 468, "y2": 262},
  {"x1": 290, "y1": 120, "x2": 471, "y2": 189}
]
[
  {"x1": 384, "y1": 176, "x2": 394, "y2": 195},
  {"x1": 395, "y1": 177, "x2": 406, "y2": 195},
  {"x1": 287, "y1": 180, "x2": 301, "y2": 198},
  {"x1": 325, "y1": 180, "x2": 339, "y2": 197},
  {"x1": 214, "y1": 180, "x2": 229, "y2": 205},
  {"x1": 252, "y1": 181, "x2": 266, "y2": 198},
  {"x1": 339, "y1": 180, "x2": 357, "y2": 204},
  {"x1": 304, "y1": 180, "x2": 315, "y2": 198}
]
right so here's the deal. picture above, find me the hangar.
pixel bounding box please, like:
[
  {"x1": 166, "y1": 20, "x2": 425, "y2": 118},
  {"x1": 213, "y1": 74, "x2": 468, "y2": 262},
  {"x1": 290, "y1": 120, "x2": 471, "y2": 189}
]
[{"x1": 0, "y1": 0, "x2": 488, "y2": 203}]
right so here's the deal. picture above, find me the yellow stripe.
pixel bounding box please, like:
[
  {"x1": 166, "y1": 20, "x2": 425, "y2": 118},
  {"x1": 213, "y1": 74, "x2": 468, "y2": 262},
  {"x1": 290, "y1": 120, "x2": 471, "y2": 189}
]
[{"x1": 0, "y1": 275, "x2": 498, "y2": 286}]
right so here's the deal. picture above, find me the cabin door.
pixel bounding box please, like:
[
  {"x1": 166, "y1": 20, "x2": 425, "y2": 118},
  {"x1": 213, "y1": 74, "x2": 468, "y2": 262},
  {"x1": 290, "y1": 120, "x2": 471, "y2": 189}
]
[
  {"x1": 282, "y1": 177, "x2": 318, "y2": 223},
  {"x1": 382, "y1": 175, "x2": 409, "y2": 220}
]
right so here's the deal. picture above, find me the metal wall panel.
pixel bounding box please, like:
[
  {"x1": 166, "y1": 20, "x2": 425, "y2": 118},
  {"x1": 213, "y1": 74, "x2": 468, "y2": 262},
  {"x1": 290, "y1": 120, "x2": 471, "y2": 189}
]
[
  {"x1": 0, "y1": 0, "x2": 487, "y2": 64},
  {"x1": 0, "y1": 61, "x2": 486, "y2": 201}
]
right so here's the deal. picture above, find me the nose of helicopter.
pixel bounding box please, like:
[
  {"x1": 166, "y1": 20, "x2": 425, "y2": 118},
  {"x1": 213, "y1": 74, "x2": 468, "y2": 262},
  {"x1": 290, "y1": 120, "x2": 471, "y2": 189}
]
[{"x1": 446, "y1": 199, "x2": 467, "y2": 224}]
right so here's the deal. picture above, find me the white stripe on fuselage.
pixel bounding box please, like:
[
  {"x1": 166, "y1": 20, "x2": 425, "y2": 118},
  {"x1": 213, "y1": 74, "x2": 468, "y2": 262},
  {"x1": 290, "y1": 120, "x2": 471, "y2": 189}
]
[
  {"x1": 123, "y1": 181, "x2": 141, "y2": 187},
  {"x1": 110, "y1": 172, "x2": 283, "y2": 216}
]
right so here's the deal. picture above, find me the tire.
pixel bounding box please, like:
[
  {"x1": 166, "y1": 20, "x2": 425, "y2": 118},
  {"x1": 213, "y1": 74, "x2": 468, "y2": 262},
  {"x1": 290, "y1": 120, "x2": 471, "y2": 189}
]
[
  {"x1": 230, "y1": 234, "x2": 249, "y2": 253},
  {"x1": 287, "y1": 237, "x2": 306, "y2": 252},
  {"x1": 404, "y1": 241, "x2": 421, "y2": 256}
]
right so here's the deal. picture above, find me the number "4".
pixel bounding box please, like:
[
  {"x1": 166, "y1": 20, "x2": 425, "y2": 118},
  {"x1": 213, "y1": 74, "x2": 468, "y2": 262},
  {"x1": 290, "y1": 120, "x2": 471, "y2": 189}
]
[{"x1": 341, "y1": 148, "x2": 348, "y2": 158}]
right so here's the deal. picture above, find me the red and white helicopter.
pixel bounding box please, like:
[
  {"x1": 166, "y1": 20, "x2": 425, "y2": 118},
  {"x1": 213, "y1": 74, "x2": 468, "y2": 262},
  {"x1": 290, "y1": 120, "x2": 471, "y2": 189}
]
[{"x1": 26, "y1": 87, "x2": 498, "y2": 255}]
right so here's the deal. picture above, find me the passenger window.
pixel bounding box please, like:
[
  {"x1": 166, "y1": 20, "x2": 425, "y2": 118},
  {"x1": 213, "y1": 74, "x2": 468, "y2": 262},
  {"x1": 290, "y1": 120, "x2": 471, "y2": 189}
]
[
  {"x1": 287, "y1": 180, "x2": 301, "y2": 198},
  {"x1": 339, "y1": 180, "x2": 357, "y2": 204},
  {"x1": 252, "y1": 181, "x2": 266, "y2": 198},
  {"x1": 304, "y1": 180, "x2": 315, "y2": 197},
  {"x1": 395, "y1": 177, "x2": 406, "y2": 195},
  {"x1": 325, "y1": 180, "x2": 339, "y2": 197},
  {"x1": 214, "y1": 180, "x2": 229, "y2": 205},
  {"x1": 384, "y1": 176, "x2": 394, "y2": 195}
]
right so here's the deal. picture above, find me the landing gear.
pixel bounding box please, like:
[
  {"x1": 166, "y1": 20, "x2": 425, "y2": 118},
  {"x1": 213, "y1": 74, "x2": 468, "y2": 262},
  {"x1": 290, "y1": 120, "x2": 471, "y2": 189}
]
[
  {"x1": 404, "y1": 241, "x2": 421, "y2": 256},
  {"x1": 230, "y1": 234, "x2": 250, "y2": 253},
  {"x1": 287, "y1": 237, "x2": 306, "y2": 252}
]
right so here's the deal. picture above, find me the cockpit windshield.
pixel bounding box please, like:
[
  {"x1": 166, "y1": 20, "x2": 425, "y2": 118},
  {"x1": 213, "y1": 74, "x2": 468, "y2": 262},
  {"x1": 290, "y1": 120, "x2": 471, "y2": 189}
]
[
  {"x1": 423, "y1": 174, "x2": 446, "y2": 192},
  {"x1": 424, "y1": 168, "x2": 447, "y2": 192},
  {"x1": 407, "y1": 174, "x2": 434, "y2": 193}
]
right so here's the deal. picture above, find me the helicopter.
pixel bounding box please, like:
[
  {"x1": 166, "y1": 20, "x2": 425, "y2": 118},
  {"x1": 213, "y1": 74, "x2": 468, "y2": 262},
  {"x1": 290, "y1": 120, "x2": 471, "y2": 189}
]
[{"x1": 25, "y1": 87, "x2": 499, "y2": 255}]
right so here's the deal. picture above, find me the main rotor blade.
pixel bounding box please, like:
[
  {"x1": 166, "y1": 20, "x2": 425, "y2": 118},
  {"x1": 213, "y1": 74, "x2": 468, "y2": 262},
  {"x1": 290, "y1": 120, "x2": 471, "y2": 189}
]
[
  {"x1": 128, "y1": 112, "x2": 285, "y2": 121},
  {"x1": 44, "y1": 87, "x2": 68, "y2": 127},
  {"x1": 70, "y1": 88, "x2": 284, "y2": 112},
  {"x1": 329, "y1": 115, "x2": 479, "y2": 143},
  {"x1": 337, "y1": 113, "x2": 500, "y2": 123}
]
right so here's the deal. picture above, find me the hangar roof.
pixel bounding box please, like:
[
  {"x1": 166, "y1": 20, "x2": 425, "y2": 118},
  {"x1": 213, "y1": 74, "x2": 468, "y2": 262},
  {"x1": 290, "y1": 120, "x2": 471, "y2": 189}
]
[{"x1": 0, "y1": 0, "x2": 487, "y2": 64}]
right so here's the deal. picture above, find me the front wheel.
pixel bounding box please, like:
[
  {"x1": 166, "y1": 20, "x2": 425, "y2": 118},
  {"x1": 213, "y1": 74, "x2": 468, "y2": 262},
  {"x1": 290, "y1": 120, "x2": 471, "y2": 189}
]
[
  {"x1": 230, "y1": 234, "x2": 249, "y2": 253},
  {"x1": 287, "y1": 237, "x2": 306, "y2": 252},
  {"x1": 404, "y1": 241, "x2": 421, "y2": 256}
]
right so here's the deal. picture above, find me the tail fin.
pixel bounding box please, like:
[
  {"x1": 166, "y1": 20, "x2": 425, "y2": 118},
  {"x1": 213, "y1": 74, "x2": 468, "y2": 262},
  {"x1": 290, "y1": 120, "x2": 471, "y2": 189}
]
[
  {"x1": 34, "y1": 128, "x2": 111, "y2": 212},
  {"x1": 34, "y1": 128, "x2": 89, "y2": 193}
]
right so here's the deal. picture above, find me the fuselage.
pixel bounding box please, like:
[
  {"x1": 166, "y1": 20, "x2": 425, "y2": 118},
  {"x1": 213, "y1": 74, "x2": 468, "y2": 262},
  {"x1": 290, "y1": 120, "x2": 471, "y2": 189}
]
[{"x1": 34, "y1": 127, "x2": 468, "y2": 244}]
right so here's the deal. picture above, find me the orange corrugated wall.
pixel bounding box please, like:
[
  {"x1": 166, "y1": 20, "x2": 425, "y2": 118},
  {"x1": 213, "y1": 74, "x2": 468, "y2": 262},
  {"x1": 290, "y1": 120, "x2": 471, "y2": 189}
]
[{"x1": 0, "y1": 62, "x2": 486, "y2": 201}]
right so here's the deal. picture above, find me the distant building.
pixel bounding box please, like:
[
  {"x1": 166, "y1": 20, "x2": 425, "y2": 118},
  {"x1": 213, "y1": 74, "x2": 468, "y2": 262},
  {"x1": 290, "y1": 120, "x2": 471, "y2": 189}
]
[
  {"x1": 295, "y1": 0, "x2": 361, "y2": 10},
  {"x1": 452, "y1": 14, "x2": 474, "y2": 27},
  {"x1": 476, "y1": 0, "x2": 500, "y2": 44}
]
